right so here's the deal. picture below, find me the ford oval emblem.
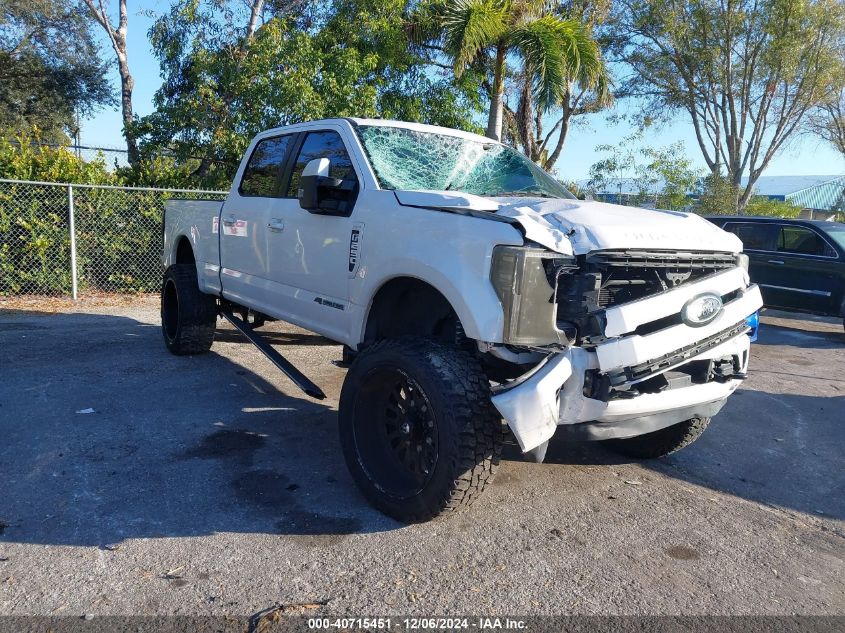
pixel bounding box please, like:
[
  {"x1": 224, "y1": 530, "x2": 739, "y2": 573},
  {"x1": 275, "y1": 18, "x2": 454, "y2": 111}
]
[{"x1": 682, "y1": 293, "x2": 723, "y2": 327}]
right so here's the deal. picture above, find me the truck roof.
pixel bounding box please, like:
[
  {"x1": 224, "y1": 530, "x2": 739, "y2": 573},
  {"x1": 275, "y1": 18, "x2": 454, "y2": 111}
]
[
  {"x1": 257, "y1": 117, "x2": 498, "y2": 146},
  {"x1": 347, "y1": 118, "x2": 496, "y2": 144}
]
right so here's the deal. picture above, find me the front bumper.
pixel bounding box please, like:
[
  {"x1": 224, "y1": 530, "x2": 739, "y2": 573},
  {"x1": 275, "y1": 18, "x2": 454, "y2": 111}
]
[{"x1": 491, "y1": 270, "x2": 763, "y2": 451}]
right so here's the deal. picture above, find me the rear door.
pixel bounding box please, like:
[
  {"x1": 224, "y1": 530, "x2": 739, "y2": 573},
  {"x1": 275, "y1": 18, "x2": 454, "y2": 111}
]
[{"x1": 219, "y1": 134, "x2": 294, "y2": 312}]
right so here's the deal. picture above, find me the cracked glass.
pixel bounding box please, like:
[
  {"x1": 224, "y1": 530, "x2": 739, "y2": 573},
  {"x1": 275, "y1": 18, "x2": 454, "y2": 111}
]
[{"x1": 357, "y1": 125, "x2": 575, "y2": 199}]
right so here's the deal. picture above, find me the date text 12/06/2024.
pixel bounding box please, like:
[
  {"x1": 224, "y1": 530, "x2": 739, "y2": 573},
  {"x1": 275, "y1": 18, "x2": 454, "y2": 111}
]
[{"x1": 306, "y1": 617, "x2": 527, "y2": 630}]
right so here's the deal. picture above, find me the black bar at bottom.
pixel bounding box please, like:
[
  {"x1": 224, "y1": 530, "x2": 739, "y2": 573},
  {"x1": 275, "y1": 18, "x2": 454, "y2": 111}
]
[{"x1": 220, "y1": 308, "x2": 326, "y2": 400}]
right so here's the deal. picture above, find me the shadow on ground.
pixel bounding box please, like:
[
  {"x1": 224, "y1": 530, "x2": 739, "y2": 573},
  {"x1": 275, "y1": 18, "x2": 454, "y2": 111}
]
[
  {"x1": 0, "y1": 311, "x2": 397, "y2": 548},
  {"x1": 510, "y1": 387, "x2": 845, "y2": 521},
  {"x1": 752, "y1": 311, "x2": 845, "y2": 348},
  {"x1": 1, "y1": 309, "x2": 843, "y2": 550}
]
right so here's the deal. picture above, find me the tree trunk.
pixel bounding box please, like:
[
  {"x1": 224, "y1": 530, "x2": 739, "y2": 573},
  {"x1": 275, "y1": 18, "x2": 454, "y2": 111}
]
[
  {"x1": 730, "y1": 169, "x2": 744, "y2": 215},
  {"x1": 245, "y1": 0, "x2": 265, "y2": 40},
  {"x1": 486, "y1": 44, "x2": 506, "y2": 141},
  {"x1": 515, "y1": 74, "x2": 534, "y2": 157},
  {"x1": 83, "y1": 0, "x2": 138, "y2": 166},
  {"x1": 117, "y1": 54, "x2": 138, "y2": 165}
]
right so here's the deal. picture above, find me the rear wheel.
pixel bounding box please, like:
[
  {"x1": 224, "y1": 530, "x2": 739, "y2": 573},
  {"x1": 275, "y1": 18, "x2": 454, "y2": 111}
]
[
  {"x1": 604, "y1": 416, "x2": 711, "y2": 459},
  {"x1": 161, "y1": 264, "x2": 217, "y2": 355},
  {"x1": 338, "y1": 338, "x2": 502, "y2": 522}
]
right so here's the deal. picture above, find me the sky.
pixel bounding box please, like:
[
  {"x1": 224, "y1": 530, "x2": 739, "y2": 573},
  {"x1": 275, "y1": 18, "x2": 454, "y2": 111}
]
[{"x1": 81, "y1": 2, "x2": 845, "y2": 182}]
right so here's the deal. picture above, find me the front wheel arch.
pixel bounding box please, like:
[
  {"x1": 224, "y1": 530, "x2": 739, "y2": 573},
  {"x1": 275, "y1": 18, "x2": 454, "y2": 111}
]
[{"x1": 361, "y1": 277, "x2": 465, "y2": 348}]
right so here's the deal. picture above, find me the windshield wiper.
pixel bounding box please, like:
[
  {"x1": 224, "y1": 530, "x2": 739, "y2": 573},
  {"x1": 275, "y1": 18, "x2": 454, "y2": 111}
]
[{"x1": 494, "y1": 191, "x2": 555, "y2": 198}]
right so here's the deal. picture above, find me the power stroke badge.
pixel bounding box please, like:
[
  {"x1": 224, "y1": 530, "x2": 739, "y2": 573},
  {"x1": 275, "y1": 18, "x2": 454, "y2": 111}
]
[{"x1": 348, "y1": 222, "x2": 364, "y2": 277}]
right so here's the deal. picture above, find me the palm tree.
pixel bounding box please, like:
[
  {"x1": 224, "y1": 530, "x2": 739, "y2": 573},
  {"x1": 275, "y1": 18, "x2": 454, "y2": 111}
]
[{"x1": 414, "y1": 0, "x2": 606, "y2": 142}]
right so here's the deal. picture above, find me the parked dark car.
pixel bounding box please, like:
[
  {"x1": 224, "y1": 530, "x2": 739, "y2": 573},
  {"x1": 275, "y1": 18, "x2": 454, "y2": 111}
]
[{"x1": 707, "y1": 216, "x2": 845, "y2": 330}]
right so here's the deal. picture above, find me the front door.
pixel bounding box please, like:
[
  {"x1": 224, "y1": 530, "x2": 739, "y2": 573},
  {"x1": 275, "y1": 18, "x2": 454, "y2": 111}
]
[
  {"x1": 767, "y1": 224, "x2": 841, "y2": 314},
  {"x1": 264, "y1": 128, "x2": 361, "y2": 342},
  {"x1": 722, "y1": 222, "x2": 782, "y2": 306}
]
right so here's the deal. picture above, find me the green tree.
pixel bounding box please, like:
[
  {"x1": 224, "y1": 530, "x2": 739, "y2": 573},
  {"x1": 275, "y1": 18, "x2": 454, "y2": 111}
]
[
  {"x1": 136, "y1": 0, "x2": 483, "y2": 188},
  {"x1": 0, "y1": 0, "x2": 113, "y2": 141},
  {"x1": 609, "y1": 0, "x2": 845, "y2": 213},
  {"x1": 413, "y1": 0, "x2": 605, "y2": 142},
  {"x1": 509, "y1": 0, "x2": 612, "y2": 169},
  {"x1": 743, "y1": 196, "x2": 802, "y2": 218},
  {"x1": 694, "y1": 174, "x2": 803, "y2": 217},
  {"x1": 586, "y1": 132, "x2": 640, "y2": 202},
  {"x1": 82, "y1": 0, "x2": 140, "y2": 165},
  {"x1": 587, "y1": 132, "x2": 701, "y2": 210},
  {"x1": 810, "y1": 85, "x2": 845, "y2": 158},
  {"x1": 0, "y1": 130, "x2": 114, "y2": 183}
]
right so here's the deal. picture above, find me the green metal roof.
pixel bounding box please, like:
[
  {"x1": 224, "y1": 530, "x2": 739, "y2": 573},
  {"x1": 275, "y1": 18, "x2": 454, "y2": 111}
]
[{"x1": 784, "y1": 175, "x2": 845, "y2": 211}]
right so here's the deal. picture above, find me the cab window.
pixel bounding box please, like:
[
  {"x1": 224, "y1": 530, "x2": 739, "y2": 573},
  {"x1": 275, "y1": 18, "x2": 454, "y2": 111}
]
[
  {"x1": 777, "y1": 226, "x2": 836, "y2": 257},
  {"x1": 722, "y1": 222, "x2": 779, "y2": 251},
  {"x1": 286, "y1": 131, "x2": 357, "y2": 198},
  {"x1": 239, "y1": 135, "x2": 293, "y2": 197}
]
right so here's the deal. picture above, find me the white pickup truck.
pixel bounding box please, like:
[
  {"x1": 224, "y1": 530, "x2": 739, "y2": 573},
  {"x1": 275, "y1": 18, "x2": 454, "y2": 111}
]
[{"x1": 161, "y1": 118, "x2": 762, "y2": 522}]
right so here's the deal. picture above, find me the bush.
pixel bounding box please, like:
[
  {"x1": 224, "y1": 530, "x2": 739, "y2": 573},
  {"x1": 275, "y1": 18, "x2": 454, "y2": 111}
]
[
  {"x1": 743, "y1": 196, "x2": 802, "y2": 218},
  {"x1": 693, "y1": 173, "x2": 803, "y2": 217},
  {"x1": 0, "y1": 132, "x2": 225, "y2": 296},
  {"x1": 0, "y1": 130, "x2": 117, "y2": 184}
]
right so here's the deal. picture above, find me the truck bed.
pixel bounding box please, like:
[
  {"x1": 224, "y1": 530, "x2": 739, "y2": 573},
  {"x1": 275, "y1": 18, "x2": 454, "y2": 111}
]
[{"x1": 162, "y1": 199, "x2": 224, "y2": 295}]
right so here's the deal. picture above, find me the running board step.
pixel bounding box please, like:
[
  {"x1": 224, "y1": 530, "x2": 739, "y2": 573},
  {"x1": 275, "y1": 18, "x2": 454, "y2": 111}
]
[{"x1": 220, "y1": 308, "x2": 326, "y2": 400}]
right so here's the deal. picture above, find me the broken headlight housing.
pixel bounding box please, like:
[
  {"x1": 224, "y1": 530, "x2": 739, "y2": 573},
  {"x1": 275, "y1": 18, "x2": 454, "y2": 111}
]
[{"x1": 490, "y1": 245, "x2": 576, "y2": 346}]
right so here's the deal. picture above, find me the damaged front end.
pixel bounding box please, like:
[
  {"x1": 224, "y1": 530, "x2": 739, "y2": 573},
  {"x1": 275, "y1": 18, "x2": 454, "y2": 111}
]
[{"x1": 486, "y1": 246, "x2": 763, "y2": 455}]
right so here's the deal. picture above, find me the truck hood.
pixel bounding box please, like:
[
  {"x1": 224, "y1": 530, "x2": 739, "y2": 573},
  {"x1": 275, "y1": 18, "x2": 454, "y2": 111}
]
[{"x1": 393, "y1": 190, "x2": 742, "y2": 256}]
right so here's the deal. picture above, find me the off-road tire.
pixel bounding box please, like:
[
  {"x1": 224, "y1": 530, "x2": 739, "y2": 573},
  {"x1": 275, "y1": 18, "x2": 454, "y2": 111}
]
[
  {"x1": 338, "y1": 338, "x2": 502, "y2": 522},
  {"x1": 160, "y1": 264, "x2": 217, "y2": 355},
  {"x1": 604, "y1": 416, "x2": 711, "y2": 459}
]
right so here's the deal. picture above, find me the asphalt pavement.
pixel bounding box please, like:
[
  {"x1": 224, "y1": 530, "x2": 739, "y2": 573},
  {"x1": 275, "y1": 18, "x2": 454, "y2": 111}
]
[{"x1": 0, "y1": 297, "x2": 843, "y2": 617}]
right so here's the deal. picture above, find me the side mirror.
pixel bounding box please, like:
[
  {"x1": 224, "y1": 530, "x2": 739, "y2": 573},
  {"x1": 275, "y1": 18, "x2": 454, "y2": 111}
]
[
  {"x1": 297, "y1": 158, "x2": 356, "y2": 215},
  {"x1": 297, "y1": 158, "x2": 330, "y2": 210}
]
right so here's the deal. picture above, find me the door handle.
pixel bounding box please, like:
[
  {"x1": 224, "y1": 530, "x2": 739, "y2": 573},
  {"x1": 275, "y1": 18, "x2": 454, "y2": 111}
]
[
  {"x1": 768, "y1": 259, "x2": 784, "y2": 265},
  {"x1": 222, "y1": 215, "x2": 236, "y2": 226},
  {"x1": 267, "y1": 219, "x2": 285, "y2": 232}
]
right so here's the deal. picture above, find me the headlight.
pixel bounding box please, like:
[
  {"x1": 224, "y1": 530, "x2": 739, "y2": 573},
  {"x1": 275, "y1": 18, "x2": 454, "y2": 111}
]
[
  {"x1": 490, "y1": 246, "x2": 575, "y2": 346},
  {"x1": 735, "y1": 253, "x2": 749, "y2": 272}
]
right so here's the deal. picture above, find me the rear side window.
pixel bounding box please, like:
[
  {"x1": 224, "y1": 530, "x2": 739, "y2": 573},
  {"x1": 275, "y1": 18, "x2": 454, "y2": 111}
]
[
  {"x1": 286, "y1": 131, "x2": 356, "y2": 198},
  {"x1": 778, "y1": 226, "x2": 836, "y2": 257},
  {"x1": 722, "y1": 222, "x2": 779, "y2": 251},
  {"x1": 239, "y1": 135, "x2": 292, "y2": 197}
]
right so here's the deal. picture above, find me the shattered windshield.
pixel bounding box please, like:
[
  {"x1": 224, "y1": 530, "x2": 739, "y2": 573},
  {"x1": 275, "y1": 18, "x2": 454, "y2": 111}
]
[{"x1": 356, "y1": 125, "x2": 575, "y2": 199}]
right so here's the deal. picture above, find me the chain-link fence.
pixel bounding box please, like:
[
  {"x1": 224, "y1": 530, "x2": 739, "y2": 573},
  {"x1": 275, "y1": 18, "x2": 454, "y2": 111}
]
[
  {"x1": 0, "y1": 179, "x2": 227, "y2": 298},
  {"x1": 6, "y1": 141, "x2": 132, "y2": 170}
]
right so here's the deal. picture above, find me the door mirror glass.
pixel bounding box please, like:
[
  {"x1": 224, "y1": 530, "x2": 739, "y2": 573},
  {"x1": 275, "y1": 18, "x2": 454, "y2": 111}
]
[
  {"x1": 303, "y1": 157, "x2": 330, "y2": 178},
  {"x1": 298, "y1": 158, "x2": 356, "y2": 215}
]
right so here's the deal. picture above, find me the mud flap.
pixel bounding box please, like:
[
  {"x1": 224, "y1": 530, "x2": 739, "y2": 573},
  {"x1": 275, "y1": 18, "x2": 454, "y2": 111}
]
[{"x1": 491, "y1": 354, "x2": 572, "y2": 452}]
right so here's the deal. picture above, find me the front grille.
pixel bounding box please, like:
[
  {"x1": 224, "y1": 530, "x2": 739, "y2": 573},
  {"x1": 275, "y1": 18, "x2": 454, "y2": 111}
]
[
  {"x1": 553, "y1": 250, "x2": 738, "y2": 343},
  {"x1": 585, "y1": 251, "x2": 737, "y2": 309}
]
